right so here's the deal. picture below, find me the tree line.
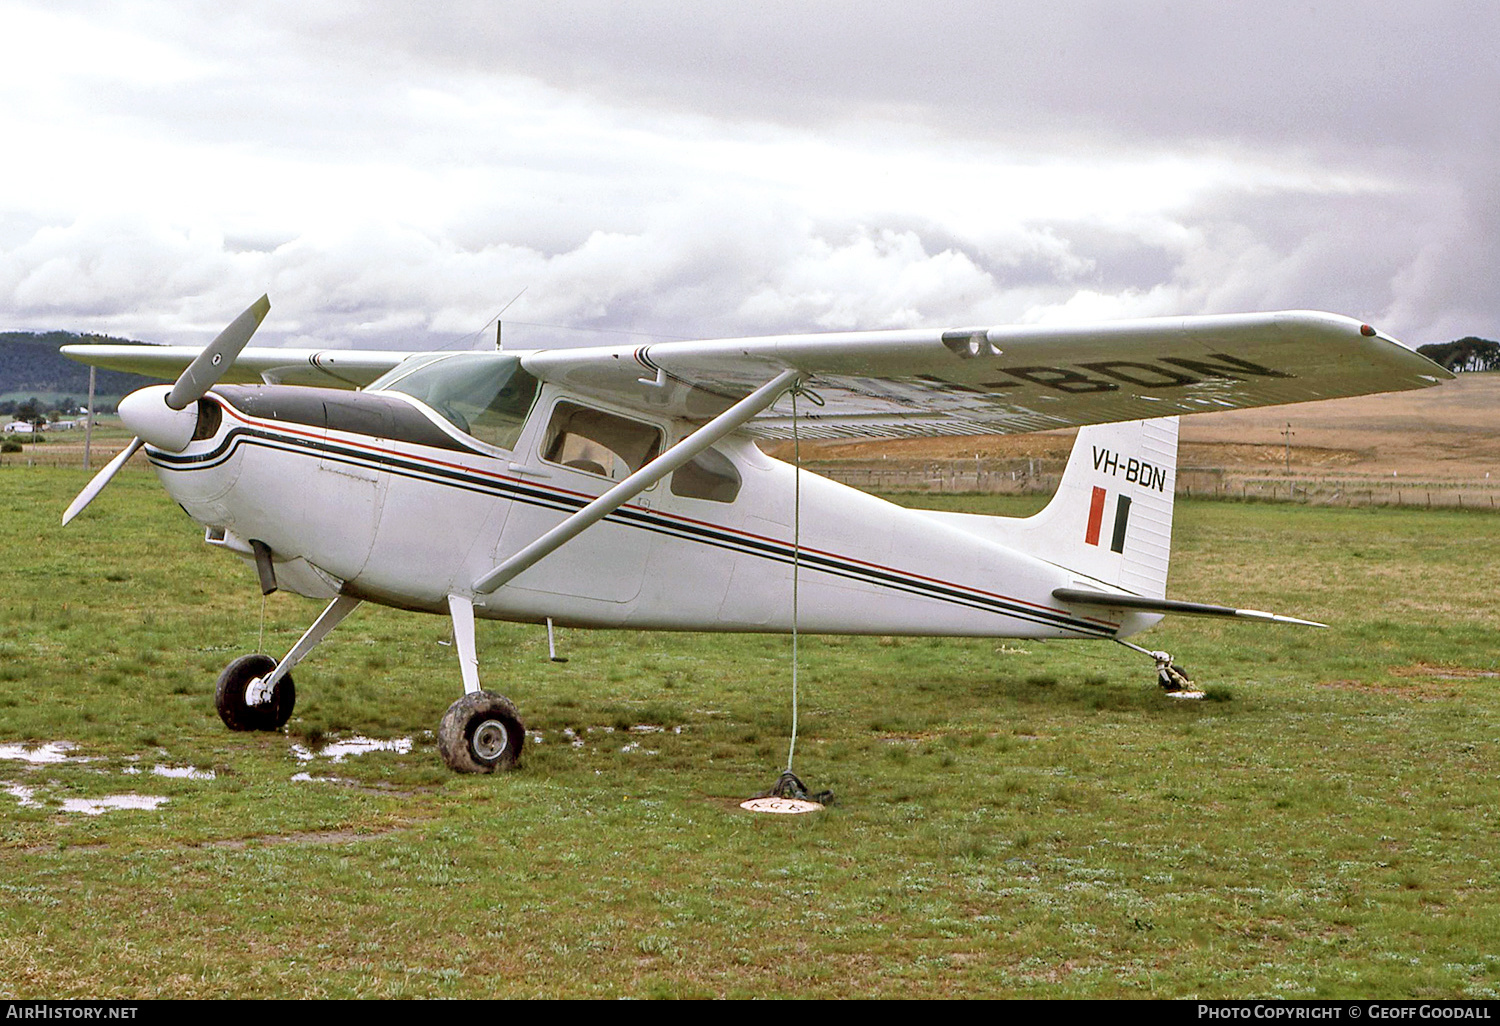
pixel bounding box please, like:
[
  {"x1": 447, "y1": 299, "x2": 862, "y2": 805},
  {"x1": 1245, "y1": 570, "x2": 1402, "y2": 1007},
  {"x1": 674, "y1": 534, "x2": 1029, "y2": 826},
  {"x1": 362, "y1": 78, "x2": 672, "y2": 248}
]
[{"x1": 1416, "y1": 337, "x2": 1500, "y2": 372}]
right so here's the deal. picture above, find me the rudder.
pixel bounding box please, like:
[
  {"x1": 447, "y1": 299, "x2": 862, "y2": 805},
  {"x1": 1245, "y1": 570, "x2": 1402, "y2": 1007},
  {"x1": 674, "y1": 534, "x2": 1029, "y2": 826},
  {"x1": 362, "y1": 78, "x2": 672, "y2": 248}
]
[{"x1": 1019, "y1": 417, "x2": 1179, "y2": 597}]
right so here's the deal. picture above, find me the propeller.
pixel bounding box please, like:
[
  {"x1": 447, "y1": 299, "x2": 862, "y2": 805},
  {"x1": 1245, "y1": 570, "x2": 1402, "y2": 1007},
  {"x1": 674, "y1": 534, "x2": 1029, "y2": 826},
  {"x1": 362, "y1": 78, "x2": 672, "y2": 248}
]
[
  {"x1": 62, "y1": 295, "x2": 270, "y2": 526},
  {"x1": 166, "y1": 295, "x2": 271, "y2": 411},
  {"x1": 62, "y1": 437, "x2": 144, "y2": 526}
]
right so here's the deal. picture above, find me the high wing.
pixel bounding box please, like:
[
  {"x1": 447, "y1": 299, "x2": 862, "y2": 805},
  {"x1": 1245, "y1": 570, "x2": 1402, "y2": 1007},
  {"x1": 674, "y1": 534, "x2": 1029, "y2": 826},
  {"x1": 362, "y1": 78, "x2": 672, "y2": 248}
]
[
  {"x1": 60, "y1": 344, "x2": 407, "y2": 389},
  {"x1": 521, "y1": 310, "x2": 1450, "y2": 438},
  {"x1": 63, "y1": 310, "x2": 1449, "y2": 438}
]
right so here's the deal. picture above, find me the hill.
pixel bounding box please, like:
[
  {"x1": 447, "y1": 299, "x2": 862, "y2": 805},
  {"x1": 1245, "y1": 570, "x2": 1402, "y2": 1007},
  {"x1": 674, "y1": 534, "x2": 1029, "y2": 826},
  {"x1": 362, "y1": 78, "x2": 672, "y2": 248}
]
[{"x1": 0, "y1": 332, "x2": 162, "y2": 408}]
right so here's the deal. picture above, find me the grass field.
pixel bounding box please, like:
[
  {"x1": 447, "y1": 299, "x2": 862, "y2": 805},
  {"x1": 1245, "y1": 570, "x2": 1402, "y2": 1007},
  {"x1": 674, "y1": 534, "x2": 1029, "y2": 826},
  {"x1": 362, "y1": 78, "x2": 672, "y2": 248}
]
[{"x1": 2, "y1": 467, "x2": 1498, "y2": 998}]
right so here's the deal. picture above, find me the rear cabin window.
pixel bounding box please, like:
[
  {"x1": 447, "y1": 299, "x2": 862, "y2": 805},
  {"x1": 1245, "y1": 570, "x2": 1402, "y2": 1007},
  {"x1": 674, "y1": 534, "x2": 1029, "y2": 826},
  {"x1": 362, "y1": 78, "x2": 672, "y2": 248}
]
[
  {"x1": 670, "y1": 446, "x2": 741, "y2": 503},
  {"x1": 542, "y1": 402, "x2": 662, "y2": 481}
]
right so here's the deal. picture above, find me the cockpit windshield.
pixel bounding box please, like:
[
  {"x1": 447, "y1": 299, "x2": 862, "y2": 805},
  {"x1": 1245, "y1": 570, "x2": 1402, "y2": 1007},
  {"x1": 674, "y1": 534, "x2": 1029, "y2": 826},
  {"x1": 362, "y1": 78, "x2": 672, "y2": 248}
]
[{"x1": 368, "y1": 353, "x2": 540, "y2": 452}]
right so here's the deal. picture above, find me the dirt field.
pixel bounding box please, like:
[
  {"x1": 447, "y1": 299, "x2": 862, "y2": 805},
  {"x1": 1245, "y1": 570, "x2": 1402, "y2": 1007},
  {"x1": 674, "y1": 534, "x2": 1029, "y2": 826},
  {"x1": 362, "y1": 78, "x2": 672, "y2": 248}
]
[{"x1": 772, "y1": 371, "x2": 1500, "y2": 484}]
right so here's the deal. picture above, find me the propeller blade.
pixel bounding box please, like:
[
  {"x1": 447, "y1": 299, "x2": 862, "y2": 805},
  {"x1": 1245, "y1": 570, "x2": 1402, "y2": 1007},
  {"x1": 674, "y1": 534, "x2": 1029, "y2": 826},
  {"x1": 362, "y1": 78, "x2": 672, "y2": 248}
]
[
  {"x1": 165, "y1": 295, "x2": 270, "y2": 411},
  {"x1": 62, "y1": 437, "x2": 144, "y2": 526}
]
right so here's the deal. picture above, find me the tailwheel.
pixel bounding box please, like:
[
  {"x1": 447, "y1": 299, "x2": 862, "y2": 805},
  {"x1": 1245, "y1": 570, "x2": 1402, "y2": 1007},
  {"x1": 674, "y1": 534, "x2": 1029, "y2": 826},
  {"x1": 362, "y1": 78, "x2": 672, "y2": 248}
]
[
  {"x1": 438, "y1": 691, "x2": 525, "y2": 773},
  {"x1": 215, "y1": 653, "x2": 296, "y2": 731},
  {"x1": 1114, "y1": 638, "x2": 1205, "y2": 699},
  {"x1": 1151, "y1": 650, "x2": 1205, "y2": 700},
  {"x1": 1154, "y1": 651, "x2": 1193, "y2": 692}
]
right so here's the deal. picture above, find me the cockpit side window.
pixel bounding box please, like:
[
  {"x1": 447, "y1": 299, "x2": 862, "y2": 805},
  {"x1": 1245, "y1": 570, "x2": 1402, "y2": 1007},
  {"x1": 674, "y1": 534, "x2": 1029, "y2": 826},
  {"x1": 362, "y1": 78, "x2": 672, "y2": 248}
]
[
  {"x1": 542, "y1": 401, "x2": 662, "y2": 481},
  {"x1": 370, "y1": 353, "x2": 539, "y2": 451},
  {"x1": 670, "y1": 446, "x2": 741, "y2": 502}
]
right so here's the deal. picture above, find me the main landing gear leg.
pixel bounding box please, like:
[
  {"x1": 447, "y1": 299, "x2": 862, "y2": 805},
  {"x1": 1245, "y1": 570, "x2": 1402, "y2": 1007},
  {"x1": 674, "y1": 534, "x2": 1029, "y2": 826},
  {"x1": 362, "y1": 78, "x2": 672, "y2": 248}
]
[
  {"x1": 215, "y1": 593, "x2": 363, "y2": 731},
  {"x1": 436, "y1": 594, "x2": 525, "y2": 774},
  {"x1": 1114, "y1": 637, "x2": 1202, "y2": 697}
]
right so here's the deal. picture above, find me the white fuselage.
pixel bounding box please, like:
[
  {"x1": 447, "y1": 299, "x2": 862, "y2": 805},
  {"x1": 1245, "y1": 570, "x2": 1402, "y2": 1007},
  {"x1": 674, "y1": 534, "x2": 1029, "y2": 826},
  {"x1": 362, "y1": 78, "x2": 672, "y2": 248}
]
[{"x1": 147, "y1": 383, "x2": 1134, "y2": 641}]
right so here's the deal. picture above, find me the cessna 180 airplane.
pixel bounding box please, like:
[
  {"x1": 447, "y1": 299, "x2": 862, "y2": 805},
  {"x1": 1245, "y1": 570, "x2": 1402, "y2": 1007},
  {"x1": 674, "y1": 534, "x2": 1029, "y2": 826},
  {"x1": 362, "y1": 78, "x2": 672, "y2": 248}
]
[{"x1": 61, "y1": 297, "x2": 1449, "y2": 773}]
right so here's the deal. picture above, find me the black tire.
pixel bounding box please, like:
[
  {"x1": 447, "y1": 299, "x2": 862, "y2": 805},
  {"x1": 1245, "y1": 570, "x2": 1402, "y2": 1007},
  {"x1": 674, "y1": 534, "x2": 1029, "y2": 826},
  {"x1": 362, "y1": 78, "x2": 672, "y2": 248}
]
[
  {"x1": 263, "y1": 672, "x2": 296, "y2": 730},
  {"x1": 215, "y1": 654, "x2": 296, "y2": 731},
  {"x1": 1157, "y1": 662, "x2": 1193, "y2": 692},
  {"x1": 437, "y1": 691, "x2": 525, "y2": 773}
]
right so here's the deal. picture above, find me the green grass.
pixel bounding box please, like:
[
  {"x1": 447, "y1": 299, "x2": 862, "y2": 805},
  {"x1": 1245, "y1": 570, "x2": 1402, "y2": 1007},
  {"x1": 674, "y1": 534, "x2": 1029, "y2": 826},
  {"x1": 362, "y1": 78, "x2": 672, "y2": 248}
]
[{"x1": 1, "y1": 468, "x2": 1498, "y2": 998}]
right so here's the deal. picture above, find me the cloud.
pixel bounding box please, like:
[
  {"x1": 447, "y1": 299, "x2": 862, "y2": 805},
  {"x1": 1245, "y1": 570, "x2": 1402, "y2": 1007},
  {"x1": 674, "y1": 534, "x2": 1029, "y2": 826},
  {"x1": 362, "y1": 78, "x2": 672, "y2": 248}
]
[
  {"x1": 326, "y1": 1, "x2": 1499, "y2": 156},
  {"x1": 0, "y1": 0, "x2": 1495, "y2": 349}
]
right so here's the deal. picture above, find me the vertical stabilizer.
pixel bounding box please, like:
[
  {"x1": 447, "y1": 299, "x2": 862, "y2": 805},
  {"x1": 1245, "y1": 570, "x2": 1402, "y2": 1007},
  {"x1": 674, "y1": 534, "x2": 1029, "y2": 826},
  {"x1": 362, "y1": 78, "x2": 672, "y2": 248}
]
[
  {"x1": 1023, "y1": 417, "x2": 1178, "y2": 597},
  {"x1": 914, "y1": 417, "x2": 1179, "y2": 599}
]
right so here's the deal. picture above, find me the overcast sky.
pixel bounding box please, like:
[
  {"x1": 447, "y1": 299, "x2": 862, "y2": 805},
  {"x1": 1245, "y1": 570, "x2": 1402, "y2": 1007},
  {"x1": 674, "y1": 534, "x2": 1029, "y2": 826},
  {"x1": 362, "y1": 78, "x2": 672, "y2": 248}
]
[{"x1": 1, "y1": 0, "x2": 1494, "y2": 350}]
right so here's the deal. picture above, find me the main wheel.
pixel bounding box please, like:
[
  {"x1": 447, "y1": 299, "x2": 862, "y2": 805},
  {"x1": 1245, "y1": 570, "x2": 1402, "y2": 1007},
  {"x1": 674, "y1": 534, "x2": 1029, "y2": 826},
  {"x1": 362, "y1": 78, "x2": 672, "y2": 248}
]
[
  {"x1": 437, "y1": 691, "x2": 525, "y2": 773},
  {"x1": 215, "y1": 654, "x2": 296, "y2": 731}
]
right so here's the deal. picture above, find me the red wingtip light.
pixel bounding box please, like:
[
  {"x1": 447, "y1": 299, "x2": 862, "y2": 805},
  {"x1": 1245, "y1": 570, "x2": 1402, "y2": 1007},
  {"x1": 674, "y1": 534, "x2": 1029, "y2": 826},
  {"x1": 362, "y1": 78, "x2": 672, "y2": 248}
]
[{"x1": 1360, "y1": 324, "x2": 1378, "y2": 337}]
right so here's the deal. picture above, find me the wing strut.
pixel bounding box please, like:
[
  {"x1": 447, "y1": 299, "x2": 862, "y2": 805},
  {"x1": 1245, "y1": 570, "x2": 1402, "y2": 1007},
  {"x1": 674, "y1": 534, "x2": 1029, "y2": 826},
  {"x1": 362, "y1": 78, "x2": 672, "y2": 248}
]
[{"x1": 471, "y1": 368, "x2": 801, "y2": 595}]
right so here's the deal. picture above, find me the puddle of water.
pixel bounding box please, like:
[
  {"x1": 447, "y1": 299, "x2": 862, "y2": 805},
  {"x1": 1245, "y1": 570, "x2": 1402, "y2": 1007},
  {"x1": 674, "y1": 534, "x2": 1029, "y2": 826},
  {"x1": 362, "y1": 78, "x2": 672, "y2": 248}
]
[
  {"x1": 5, "y1": 783, "x2": 42, "y2": 808},
  {"x1": 121, "y1": 765, "x2": 216, "y2": 780},
  {"x1": 0, "y1": 741, "x2": 86, "y2": 764},
  {"x1": 290, "y1": 772, "x2": 351, "y2": 784},
  {"x1": 60, "y1": 795, "x2": 169, "y2": 816},
  {"x1": 291, "y1": 736, "x2": 413, "y2": 763},
  {"x1": 150, "y1": 765, "x2": 215, "y2": 780},
  {"x1": 555, "y1": 725, "x2": 680, "y2": 750},
  {"x1": 6, "y1": 780, "x2": 170, "y2": 815}
]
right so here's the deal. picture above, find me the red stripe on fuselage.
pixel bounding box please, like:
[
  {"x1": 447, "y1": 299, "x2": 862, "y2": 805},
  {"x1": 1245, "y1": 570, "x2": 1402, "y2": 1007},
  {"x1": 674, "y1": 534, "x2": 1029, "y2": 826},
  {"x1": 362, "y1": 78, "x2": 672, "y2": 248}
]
[{"x1": 198, "y1": 399, "x2": 1120, "y2": 630}]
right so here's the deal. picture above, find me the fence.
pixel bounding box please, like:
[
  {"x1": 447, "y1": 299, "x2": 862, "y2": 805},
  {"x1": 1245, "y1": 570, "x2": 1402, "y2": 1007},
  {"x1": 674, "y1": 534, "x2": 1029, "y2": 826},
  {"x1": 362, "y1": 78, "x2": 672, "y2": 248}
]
[
  {"x1": 801, "y1": 458, "x2": 1056, "y2": 497},
  {"x1": 8, "y1": 446, "x2": 1497, "y2": 512},
  {"x1": 806, "y1": 458, "x2": 1500, "y2": 511},
  {"x1": 0, "y1": 445, "x2": 142, "y2": 471}
]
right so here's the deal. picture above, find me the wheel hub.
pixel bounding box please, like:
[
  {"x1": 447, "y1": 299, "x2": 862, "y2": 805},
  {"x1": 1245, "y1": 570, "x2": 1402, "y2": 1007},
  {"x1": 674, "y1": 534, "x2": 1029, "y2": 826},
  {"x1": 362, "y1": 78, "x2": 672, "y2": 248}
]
[
  {"x1": 472, "y1": 718, "x2": 509, "y2": 761},
  {"x1": 244, "y1": 675, "x2": 273, "y2": 707}
]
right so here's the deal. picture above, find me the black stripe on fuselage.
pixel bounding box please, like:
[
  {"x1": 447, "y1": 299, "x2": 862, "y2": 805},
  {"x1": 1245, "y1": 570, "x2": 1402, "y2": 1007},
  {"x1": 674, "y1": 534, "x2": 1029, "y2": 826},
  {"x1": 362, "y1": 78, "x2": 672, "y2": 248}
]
[{"x1": 150, "y1": 420, "x2": 1116, "y2": 637}]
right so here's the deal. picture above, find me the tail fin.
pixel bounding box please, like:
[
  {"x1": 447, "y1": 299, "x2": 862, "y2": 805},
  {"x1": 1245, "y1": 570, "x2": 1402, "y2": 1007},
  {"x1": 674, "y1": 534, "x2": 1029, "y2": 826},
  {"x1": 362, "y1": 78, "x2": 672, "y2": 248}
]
[{"x1": 1019, "y1": 417, "x2": 1179, "y2": 597}]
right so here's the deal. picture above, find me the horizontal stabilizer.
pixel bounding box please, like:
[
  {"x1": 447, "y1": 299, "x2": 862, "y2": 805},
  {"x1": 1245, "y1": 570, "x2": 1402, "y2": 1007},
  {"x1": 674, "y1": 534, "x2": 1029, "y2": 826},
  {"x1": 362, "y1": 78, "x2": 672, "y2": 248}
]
[{"x1": 1053, "y1": 588, "x2": 1327, "y2": 628}]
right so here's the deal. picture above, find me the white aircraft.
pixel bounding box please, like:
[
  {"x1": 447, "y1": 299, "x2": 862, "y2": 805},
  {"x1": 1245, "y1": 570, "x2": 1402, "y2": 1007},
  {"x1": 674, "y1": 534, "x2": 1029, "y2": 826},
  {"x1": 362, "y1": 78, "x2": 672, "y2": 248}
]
[{"x1": 61, "y1": 298, "x2": 1449, "y2": 773}]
